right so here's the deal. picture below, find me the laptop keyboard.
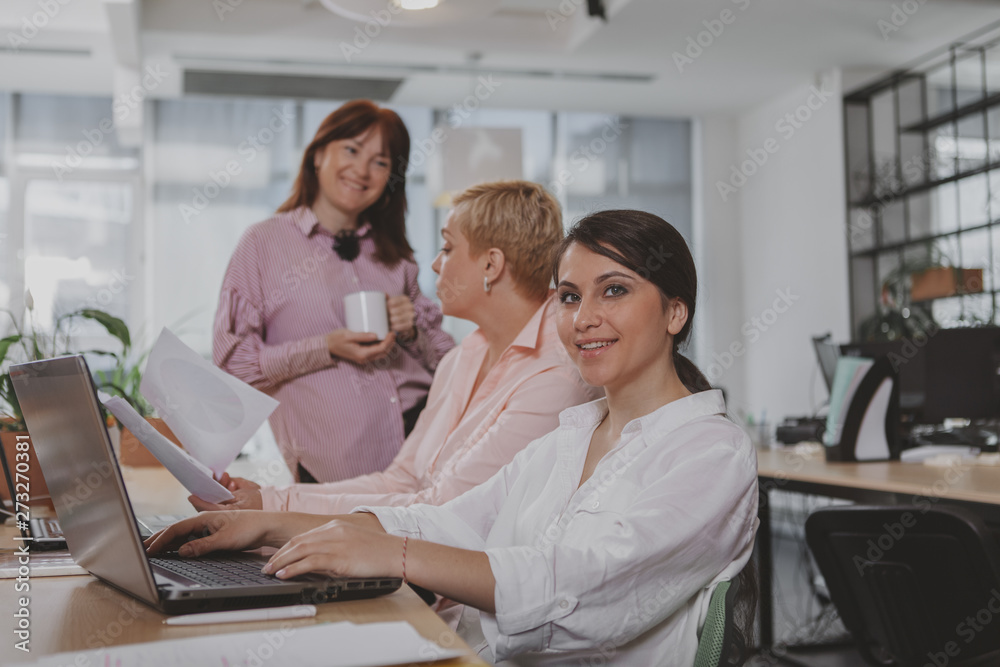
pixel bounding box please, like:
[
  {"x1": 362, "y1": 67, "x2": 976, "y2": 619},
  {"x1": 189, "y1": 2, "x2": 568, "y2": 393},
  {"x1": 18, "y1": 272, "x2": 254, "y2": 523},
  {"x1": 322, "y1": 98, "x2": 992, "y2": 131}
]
[
  {"x1": 150, "y1": 554, "x2": 282, "y2": 587},
  {"x1": 32, "y1": 518, "x2": 61, "y2": 539}
]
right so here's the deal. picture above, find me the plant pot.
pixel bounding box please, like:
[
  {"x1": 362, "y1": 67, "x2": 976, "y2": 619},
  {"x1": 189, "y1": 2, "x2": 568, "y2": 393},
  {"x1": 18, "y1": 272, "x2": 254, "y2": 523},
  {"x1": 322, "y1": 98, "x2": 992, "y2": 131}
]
[
  {"x1": 118, "y1": 417, "x2": 184, "y2": 467},
  {"x1": 0, "y1": 429, "x2": 54, "y2": 511},
  {"x1": 910, "y1": 267, "x2": 984, "y2": 302}
]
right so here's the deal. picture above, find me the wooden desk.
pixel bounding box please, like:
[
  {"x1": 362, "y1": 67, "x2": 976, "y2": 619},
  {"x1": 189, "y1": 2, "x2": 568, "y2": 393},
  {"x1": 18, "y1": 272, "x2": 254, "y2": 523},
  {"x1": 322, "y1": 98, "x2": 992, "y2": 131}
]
[
  {"x1": 755, "y1": 446, "x2": 1000, "y2": 659},
  {"x1": 0, "y1": 467, "x2": 485, "y2": 666},
  {"x1": 757, "y1": 447, "x2": 1000, "y2": 506}
]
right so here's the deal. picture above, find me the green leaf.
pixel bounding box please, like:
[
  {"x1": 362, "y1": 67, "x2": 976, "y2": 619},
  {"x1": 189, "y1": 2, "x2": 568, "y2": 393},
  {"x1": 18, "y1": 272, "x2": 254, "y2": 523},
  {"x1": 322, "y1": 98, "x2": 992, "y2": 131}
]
[
  {"x1": 76, "y1": 310, "x2": 131, "y2": 350},
  {"x1": 0, "y1": 334, "x2": 21, "y2": 368},
  {"x1": 79, "y1": 349, "x2": 121, "y2": 359},
  {"x1": 0, "y1": 373, "x2": 24, "y2": 429}
]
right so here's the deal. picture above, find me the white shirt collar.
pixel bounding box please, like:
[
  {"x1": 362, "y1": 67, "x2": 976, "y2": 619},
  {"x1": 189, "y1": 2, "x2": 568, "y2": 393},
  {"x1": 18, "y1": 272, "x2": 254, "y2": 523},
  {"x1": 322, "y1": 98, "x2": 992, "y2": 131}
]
[{"x1": 557, "y1": 389, "x2": 728, "y2": 438}]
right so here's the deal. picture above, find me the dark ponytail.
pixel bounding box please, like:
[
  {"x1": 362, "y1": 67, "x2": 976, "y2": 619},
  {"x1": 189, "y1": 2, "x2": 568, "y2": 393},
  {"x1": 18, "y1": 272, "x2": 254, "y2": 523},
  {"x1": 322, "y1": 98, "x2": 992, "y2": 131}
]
[
  {"x1": 673, "y1": 350, "x2": 712, "y2": 393},
  {"x1": 553, "y1": 209, "x2": 711, "y2": 393}
]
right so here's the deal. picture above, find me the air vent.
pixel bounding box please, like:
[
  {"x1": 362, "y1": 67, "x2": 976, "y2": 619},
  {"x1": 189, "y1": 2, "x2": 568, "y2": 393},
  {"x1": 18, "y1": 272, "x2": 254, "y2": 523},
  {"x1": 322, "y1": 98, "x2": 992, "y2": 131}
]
[
  {"x1": 177, "y1": 55, "x2": 655, "y2": 86},
  {"x1": 0, "y1": 46, "x2": 90, "y2": 56},
  {"x1": 184, "y1": 70, "x2": 403, "y2": 101}
]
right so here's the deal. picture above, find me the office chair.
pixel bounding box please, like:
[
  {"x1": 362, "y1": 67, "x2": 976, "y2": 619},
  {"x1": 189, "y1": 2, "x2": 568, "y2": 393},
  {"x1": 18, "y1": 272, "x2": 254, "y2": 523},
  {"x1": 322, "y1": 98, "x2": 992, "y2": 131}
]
[
  {"x1": 694, "y1": 577, "x2": 741, "y2": 667},
  {"x1": 805, "y1": 505, "x2": 1000, "y2": 666}
]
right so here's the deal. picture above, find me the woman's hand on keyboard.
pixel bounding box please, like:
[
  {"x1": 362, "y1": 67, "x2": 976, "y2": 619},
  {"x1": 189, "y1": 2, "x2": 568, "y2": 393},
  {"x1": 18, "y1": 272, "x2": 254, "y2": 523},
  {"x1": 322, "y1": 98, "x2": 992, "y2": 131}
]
[
  {"x1": 262, "y1": 514, "x2": 398, "y2": 580},
  {"x1": 143, "y1": 511, "x2": 328, "y2": 558}
]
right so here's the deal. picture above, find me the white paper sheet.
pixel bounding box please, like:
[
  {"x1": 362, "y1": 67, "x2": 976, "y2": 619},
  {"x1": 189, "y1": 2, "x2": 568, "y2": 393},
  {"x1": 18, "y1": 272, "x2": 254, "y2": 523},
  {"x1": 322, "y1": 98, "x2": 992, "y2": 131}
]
[
  {"x1": 140, "y1": 328, "x2": 279, "y2": 476},
  {"x1": 17, "y1": 621, "x2": 466, "y2": 666},
  {"x1": 101, "y1": 395, "x2": 234, "y2": 504}
]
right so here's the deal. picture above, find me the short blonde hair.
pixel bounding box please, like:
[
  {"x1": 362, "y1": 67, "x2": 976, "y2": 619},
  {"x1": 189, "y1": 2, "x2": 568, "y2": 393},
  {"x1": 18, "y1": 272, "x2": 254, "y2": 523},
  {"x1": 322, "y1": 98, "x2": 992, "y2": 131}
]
[{"x1": 452, "y1": 181, "x2": 562, "y2": 302}]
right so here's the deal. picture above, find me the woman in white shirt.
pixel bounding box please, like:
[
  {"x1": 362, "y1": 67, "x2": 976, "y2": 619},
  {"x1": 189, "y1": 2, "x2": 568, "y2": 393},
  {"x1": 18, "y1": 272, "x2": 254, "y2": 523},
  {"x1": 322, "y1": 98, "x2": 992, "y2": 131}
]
[{"x1": 147, "y1": 209, "x2": 759, "y2": 665}]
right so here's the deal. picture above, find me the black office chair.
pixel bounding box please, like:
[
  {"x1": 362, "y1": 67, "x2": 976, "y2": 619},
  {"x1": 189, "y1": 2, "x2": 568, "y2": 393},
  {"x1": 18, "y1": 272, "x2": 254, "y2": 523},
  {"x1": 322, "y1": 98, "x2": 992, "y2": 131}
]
[{"x1": 805, "y1": 505, "x2": 1000, "y2": 667}]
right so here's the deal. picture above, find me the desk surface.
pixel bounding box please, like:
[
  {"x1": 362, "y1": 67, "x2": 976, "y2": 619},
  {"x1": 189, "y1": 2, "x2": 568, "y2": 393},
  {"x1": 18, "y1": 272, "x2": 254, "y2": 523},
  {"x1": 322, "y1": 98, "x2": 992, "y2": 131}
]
[
  {"x1": 756, "y1": 446, "x2": 1000, "y2": 506},
  {"x1": 0, "y1": 467, "x2": 485, "y2": 666}
]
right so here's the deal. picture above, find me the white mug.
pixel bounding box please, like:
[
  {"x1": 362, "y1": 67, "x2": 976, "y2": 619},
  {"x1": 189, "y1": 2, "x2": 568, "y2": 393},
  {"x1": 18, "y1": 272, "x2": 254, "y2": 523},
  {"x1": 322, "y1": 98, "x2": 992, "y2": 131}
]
[{"x1": 343, "y1": 291, "x2": 389, "y2": 339}]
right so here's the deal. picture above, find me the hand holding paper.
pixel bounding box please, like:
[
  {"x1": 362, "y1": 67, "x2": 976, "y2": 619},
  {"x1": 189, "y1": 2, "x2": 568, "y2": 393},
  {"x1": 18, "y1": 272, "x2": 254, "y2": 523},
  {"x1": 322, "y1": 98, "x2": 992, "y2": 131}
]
[
  {"x1": 140, "y1": 329, "x2": 280, "y2": 477},
  {"x1": 101, "y1": 395, "x2": 234, "y2": 504},
  {"x1": 100, "y1": 328, "x2": 279, "y2": 503}
]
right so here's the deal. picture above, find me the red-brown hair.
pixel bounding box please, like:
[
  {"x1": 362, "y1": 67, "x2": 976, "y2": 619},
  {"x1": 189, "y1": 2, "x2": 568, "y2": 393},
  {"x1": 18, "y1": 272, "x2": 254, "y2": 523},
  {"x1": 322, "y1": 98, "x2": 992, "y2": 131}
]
[{"x1": 278, "y1": 100, "x2": 413, "y2": 265}]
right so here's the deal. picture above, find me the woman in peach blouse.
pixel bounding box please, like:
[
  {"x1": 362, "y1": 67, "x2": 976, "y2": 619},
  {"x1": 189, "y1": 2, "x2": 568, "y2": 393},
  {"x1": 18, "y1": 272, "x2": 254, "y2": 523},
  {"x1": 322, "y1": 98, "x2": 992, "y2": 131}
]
[{"x1": 197, "y1": 180, "x2": 598, "y2": 516}]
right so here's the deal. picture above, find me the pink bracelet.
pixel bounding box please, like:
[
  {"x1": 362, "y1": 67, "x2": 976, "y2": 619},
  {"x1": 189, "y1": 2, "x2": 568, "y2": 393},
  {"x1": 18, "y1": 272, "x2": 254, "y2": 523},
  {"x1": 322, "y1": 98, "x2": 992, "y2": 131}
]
[{"x1": 401, "y1": 536, "x2": 408, "y2": 584}]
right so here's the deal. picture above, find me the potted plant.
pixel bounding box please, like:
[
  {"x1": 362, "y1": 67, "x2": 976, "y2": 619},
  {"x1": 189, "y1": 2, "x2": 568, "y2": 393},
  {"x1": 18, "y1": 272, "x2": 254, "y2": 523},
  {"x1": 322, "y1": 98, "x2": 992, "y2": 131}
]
[
  {"x1": 910, "y1": 266, "x2": 984, "y2": 302},
  {"x1": 858, "y1": 245, "x2": 943, "y2": 342},
  {"x1": 1, "y1": 297, "x2": 124, "y2": 505},
  {"x1": 0, "y1": 294, "x2": 179, "y2": 507},
  {"x1": 857, "y1": 242, "x2": 989, "y2": 342}
]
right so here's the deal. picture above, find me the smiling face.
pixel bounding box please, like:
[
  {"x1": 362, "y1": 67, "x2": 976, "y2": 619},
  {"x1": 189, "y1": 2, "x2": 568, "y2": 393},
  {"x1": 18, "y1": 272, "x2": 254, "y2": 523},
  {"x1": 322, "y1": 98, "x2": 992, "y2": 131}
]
[
  {"x1": 555, "y1": 242, "x2": 687, "y2": 395},
  {"x1": 430, "y1": 206, "x2": 482, "y2": 320},
  {"x1": 312, "y1": 126, "x2": 391, "y2": 220}
]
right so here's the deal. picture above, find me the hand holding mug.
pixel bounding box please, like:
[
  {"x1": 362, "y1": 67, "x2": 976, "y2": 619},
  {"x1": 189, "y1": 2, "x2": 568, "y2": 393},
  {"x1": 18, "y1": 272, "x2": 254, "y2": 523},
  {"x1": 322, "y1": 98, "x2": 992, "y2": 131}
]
[
  {"x1": 387, "y1": 295, "x2": 417, "y2": 339},
  {"x1": 326, "y1": 329, "x2": 396, "y2": 364}
]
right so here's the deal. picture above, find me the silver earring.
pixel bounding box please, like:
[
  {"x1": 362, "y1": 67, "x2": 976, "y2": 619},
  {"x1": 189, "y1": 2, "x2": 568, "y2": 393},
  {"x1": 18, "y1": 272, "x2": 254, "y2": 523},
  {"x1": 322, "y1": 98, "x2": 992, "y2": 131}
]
[{"x1": 483, "y1": 276, "x2": 491, "y2": 293}]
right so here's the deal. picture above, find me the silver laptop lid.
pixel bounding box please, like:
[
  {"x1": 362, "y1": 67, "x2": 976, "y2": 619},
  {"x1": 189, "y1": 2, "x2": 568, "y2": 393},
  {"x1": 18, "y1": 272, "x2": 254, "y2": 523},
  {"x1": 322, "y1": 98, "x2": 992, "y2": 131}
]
[{"x1": 10, "y1": 356, "x2": 160, "y2": 605}]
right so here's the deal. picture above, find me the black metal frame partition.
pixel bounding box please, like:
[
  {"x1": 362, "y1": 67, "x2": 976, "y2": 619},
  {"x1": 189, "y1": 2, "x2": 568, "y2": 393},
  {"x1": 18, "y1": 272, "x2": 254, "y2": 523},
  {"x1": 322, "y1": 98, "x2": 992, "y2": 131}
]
[{"x1": 844, "y1": 20, "x2": 1000, "y2": 341}]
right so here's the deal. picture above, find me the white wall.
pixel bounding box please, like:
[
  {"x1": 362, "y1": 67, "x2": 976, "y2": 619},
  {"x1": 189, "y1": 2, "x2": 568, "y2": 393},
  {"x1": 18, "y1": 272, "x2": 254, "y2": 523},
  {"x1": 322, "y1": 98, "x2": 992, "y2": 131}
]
[
  {"x1": 695, "y1": 70, "x2": 851, "y2": 427},
  {"x1": 692, "y1": 116, "x2": 747, "y2": 415}
]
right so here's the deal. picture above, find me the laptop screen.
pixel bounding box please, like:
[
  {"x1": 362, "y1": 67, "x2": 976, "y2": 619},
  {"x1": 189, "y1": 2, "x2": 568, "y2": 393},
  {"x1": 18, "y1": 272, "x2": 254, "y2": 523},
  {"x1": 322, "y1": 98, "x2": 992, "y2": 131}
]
[
  {"x1": 10, "y1": 356, "x2": 160, "y2": 604},
  {"x1": 812, "y1": 334, "x2": 840, "y2": 394}
]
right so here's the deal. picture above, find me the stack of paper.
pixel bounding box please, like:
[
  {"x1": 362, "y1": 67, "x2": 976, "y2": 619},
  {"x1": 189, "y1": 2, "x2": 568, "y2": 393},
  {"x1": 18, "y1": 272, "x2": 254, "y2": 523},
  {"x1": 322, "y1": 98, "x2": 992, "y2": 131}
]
[
  {"x1": 100, "y1": 328, "x2": 279, "y2": 503},
  {"x1": 16, "y1": 621, "x2": 465, "y2": 666}
]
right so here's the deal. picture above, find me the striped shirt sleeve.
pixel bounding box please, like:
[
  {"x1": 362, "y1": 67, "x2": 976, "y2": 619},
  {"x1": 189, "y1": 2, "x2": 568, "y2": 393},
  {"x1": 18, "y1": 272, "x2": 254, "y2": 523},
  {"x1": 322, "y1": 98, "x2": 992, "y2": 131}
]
[{"x1": 212, "y1": 228, "x2": 336, "y2": 392}]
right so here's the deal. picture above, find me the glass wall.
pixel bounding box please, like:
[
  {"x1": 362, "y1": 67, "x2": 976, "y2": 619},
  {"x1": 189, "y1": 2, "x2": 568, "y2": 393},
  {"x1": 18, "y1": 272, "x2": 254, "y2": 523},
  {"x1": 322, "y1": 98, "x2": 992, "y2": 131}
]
[
  {"x1": 3, "y1": 94, "x2": 141, "y2": 355},
  {"x1": 0, "y1": 93, "x2": 9, "y2": 311},
  {"x1": 0, "y1": 92, "x2": 692, "y2": 357}
]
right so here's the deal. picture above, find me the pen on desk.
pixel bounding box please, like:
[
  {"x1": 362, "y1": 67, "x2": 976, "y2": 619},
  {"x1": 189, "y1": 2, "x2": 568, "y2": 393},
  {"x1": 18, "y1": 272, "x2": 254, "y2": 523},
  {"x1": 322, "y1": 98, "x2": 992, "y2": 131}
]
[{"x1": 163, "y1": 604, "x2": 317, "y2": 626}]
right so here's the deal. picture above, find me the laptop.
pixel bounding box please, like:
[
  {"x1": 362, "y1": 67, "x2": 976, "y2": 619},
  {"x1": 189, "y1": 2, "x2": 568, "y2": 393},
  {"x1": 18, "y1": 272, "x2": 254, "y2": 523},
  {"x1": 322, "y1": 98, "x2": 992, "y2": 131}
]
[{"x1": 10, "y1": 355, "x2": 401, "y2": 613}]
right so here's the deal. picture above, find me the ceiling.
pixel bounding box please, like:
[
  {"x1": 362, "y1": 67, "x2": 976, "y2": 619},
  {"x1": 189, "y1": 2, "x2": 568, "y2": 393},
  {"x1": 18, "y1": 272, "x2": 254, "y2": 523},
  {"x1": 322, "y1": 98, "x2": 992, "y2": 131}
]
[{"x1": 2, "y1": 0, "x2": 1000, "y2": 117}]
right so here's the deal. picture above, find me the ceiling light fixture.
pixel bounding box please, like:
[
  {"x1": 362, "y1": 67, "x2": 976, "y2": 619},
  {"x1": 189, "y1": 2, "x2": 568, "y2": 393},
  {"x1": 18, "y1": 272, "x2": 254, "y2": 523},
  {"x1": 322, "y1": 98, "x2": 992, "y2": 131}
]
[
  {"x1": 319, "y1": 0, "x2": 500, "y2": 27},
  {"x1": 395, "y1": 0, "x2": 439, "y2": 9}
]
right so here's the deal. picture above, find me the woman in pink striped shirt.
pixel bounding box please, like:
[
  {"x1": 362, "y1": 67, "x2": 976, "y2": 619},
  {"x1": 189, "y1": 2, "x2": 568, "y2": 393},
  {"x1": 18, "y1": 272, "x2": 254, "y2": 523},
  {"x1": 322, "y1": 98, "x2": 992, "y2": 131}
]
[{"x1": 213, "y1": 100, "x2": 454, "y2": 484}]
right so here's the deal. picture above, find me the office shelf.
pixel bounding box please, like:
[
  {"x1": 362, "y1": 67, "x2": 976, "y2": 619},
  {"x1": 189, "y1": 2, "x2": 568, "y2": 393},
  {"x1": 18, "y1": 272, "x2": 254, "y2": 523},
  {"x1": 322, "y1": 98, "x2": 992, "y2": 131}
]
[
  {"x1": 849, "y1": 219, "x2": 1000, "y2": 258},
  {"x1": 849, "y1": 159, "x2": 1000, "y2": 209},
  {"x1": 844, "y1": 23, "x2": 1000, "y2": 339},
  {"x1": 900, "y1": 90, "x2": 1000, "y2": 134}
]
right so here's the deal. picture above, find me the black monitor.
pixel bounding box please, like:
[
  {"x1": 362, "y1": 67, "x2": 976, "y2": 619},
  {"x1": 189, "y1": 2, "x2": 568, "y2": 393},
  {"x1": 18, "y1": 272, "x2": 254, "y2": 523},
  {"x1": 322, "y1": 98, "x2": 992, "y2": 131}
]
[
  {"x1": 841, "y1": 327, "x2": 1000, "y2": 425},
  {"x1": 922, "y1": 327, "x2": 1000, "y2": 424}
]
